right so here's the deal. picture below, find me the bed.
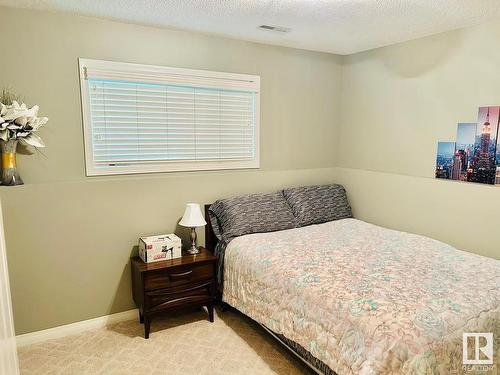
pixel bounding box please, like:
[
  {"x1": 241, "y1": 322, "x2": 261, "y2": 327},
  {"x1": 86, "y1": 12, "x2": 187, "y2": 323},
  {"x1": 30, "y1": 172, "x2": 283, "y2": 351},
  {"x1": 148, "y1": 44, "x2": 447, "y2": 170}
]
[{"x1": 204, "y1": 185, "x2": 500, "y2": 375}]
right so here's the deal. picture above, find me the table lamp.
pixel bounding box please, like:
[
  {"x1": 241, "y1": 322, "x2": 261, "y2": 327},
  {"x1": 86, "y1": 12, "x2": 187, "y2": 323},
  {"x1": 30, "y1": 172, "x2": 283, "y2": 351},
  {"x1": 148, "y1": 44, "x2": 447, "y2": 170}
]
[{"x1": 179, "y1": 203, "x2": 207, "y2": 254}]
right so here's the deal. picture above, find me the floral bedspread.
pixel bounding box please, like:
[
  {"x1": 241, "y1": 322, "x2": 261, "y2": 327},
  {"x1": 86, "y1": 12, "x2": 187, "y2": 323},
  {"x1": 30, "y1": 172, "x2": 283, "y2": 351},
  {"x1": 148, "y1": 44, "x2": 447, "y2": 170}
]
[{"x1": 222, "y1": 219, "x2": 500, "y2": 374}]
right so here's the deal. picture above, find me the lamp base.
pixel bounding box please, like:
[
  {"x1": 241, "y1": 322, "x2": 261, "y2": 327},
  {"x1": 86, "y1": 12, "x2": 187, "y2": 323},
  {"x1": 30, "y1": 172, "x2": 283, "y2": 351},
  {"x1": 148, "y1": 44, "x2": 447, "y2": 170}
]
[
  {"x1": 186, "y1": 227, "x2": 200, "y2": 255},
  {"x1": 186, "y1": 245, "x2": 200, "y2": 255}
]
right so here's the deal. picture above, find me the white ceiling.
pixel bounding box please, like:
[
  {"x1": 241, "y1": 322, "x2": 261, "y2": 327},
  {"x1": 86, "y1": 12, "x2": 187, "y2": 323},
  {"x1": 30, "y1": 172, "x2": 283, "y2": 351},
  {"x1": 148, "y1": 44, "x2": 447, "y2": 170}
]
[{"x1": 2, "y1": 0, "x2": 500, "y2": 55}]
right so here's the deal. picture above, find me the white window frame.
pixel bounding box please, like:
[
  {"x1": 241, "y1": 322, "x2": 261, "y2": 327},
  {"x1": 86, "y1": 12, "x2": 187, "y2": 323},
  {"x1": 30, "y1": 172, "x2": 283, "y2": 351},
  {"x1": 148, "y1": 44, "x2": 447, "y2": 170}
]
[{"x1": 78, "y1": 58, "x2": 260, "y2": 176}]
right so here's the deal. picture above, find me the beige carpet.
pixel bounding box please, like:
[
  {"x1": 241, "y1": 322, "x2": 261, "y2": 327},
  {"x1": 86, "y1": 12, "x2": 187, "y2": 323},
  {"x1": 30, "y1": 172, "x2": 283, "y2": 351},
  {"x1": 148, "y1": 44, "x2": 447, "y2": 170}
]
[{"x1": 18, "y1": 307, "x2": 314, "y2": 375}]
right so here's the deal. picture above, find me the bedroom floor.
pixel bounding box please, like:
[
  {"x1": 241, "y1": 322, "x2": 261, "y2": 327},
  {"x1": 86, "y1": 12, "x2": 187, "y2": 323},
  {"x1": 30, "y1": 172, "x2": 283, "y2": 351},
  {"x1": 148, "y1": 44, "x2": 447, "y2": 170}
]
[{"x1": 18, "y1": 307, "x2": 315, "y2": 375}]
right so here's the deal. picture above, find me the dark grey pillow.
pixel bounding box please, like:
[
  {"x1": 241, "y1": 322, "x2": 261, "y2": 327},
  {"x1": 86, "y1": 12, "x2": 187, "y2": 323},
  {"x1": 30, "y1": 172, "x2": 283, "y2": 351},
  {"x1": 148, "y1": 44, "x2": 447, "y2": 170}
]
[
  {"x1": 208, "y1": 191, "x2": 297, "y2": 243},
  {"x1": 283, "y1": 184, "x2": 352, "y2": 227}
]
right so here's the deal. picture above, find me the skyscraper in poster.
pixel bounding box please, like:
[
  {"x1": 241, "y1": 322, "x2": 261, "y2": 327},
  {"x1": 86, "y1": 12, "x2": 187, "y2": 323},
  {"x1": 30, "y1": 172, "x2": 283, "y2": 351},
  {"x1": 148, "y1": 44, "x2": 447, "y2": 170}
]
[
  {"x1": 452, "y1": 152, "x2": 462, "y2": 180},
  {"x1": 478, "y1": 109, "x2": 492, "y2": 169},
  {"x1": 454, "y1": 123, "x2": 476, "y2": 181},
  {"x1": 452, "y1": 149, "x2": 467, "y2": 181}
]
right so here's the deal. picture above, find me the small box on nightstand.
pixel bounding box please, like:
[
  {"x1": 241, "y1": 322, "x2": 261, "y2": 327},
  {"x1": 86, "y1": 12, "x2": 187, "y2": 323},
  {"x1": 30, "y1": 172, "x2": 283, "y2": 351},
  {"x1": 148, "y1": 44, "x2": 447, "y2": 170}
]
[{"x1": 138, "y1": 233, "x2": 182, "y2": 263}]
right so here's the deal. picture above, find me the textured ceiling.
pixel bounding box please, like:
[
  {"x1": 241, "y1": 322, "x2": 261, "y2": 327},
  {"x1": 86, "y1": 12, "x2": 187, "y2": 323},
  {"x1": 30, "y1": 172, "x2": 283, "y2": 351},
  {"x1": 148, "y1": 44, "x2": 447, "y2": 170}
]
[{"x1": 2, "y1": 0, "x2": 500, "y2": 55}]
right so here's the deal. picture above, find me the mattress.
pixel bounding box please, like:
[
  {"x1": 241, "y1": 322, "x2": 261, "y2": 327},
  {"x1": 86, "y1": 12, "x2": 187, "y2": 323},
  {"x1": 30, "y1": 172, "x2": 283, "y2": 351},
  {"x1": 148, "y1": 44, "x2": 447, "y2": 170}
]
[{"x1": 222, "y1": 218, "x2": 500, "y2": 374}]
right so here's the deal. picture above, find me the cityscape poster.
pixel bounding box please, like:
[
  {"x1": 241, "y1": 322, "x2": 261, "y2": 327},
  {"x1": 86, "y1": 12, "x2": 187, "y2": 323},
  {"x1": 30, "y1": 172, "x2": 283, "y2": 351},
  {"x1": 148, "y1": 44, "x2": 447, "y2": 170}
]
[{"x1": 436, "y1": 106, "x2": 500, "y2": 186}]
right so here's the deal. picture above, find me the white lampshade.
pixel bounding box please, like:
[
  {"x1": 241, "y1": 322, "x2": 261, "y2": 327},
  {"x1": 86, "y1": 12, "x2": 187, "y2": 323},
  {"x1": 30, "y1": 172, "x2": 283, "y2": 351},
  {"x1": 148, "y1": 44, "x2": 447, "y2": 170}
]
[{"x1": 179, "y1": 203, "x2": 207, "y2": 228}]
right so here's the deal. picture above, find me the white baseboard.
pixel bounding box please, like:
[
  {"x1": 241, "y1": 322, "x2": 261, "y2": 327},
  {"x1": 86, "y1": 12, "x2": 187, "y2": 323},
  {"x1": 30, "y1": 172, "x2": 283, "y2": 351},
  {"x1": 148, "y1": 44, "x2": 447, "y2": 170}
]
[{"x1": 16, "y1": 308, "x2": 138, "y2": 347}]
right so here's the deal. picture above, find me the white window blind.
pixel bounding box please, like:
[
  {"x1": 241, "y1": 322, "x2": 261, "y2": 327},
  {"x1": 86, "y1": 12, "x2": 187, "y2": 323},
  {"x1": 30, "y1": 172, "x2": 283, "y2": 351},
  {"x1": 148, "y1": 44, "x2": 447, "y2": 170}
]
[{"x1": 79, "y1": 59, "x2": 260, "y2": 176}]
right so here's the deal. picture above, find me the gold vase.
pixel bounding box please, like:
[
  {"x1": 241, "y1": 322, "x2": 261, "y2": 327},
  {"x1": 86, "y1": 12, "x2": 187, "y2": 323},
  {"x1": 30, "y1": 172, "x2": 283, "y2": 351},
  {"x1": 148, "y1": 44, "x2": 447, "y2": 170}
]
[{"x1": 0, "y1": 140, "x2": 23, "y2": 186}]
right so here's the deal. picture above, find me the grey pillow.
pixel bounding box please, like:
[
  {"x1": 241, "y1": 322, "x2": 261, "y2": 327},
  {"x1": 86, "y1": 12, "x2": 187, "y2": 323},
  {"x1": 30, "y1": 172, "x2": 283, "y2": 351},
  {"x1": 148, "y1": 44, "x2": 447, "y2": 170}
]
[
  {"x1": 208, "y1": 191, "x2": 297, "y2": 243},
  {"x1": 283, "y1": 184, "x2": 352, "y2": 227}
]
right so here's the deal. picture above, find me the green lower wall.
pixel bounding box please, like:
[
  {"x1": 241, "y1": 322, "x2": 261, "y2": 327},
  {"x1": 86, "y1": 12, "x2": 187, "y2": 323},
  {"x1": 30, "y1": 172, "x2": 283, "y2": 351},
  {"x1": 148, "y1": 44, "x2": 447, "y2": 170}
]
[{"x1": 9, "y1": 165, "x2": 498, "y2": 335}]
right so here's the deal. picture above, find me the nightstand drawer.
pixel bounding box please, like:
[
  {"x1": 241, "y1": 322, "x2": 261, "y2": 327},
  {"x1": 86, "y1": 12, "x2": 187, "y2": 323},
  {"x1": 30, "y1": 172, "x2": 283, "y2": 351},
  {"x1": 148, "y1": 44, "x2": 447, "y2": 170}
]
[
  {"x1": 144, "y1": 262, "x2": 213, "y2": 291},
  {"x1": 145, "y1": 281, "x2": 212, "y2": 311}
]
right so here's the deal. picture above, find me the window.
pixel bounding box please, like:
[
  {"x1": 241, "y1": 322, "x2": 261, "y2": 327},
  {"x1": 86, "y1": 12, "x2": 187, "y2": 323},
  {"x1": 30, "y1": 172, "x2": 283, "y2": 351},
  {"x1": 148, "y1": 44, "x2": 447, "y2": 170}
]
[{"x1": 79, "y1": 59, "x2": 260, "y2": 176}]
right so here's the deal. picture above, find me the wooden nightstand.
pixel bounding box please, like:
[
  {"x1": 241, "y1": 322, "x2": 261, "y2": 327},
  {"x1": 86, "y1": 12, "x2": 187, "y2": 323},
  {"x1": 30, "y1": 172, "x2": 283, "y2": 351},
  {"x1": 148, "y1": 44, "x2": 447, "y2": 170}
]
[{"x1": 131, "y1": 247, "x2": 216, "y2": 339}]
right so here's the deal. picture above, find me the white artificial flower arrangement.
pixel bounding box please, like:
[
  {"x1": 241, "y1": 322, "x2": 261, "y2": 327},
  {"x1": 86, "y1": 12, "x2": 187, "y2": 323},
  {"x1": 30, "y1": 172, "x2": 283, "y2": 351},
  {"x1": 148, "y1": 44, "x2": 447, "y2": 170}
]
[{"x1": 0, "y1": 100, "x2": 49, "y2": 147}]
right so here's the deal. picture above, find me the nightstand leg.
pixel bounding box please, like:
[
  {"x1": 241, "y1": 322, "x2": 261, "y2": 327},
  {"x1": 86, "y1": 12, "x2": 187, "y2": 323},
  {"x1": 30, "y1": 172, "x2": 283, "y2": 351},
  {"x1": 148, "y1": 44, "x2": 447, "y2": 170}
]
[
  {"x1": 208, "y1": 303, "x2": 214, "y2": 323},
  {"x1": 144, "y1": 316, "x2": 151, "y2": 339},
  {"x1": 139, "y1": 310, "x2": 144, "y2": 324}
]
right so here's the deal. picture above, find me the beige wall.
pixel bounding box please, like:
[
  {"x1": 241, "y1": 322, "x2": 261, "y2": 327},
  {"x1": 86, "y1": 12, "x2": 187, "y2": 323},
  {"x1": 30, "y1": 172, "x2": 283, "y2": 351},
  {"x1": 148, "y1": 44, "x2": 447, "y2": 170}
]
[
  {"x1": 338, "y1": 21, "x2": 500, "y2": 259},
  {"x1": 0, "y1": 7, "x2": 342, "y2": 334}
]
